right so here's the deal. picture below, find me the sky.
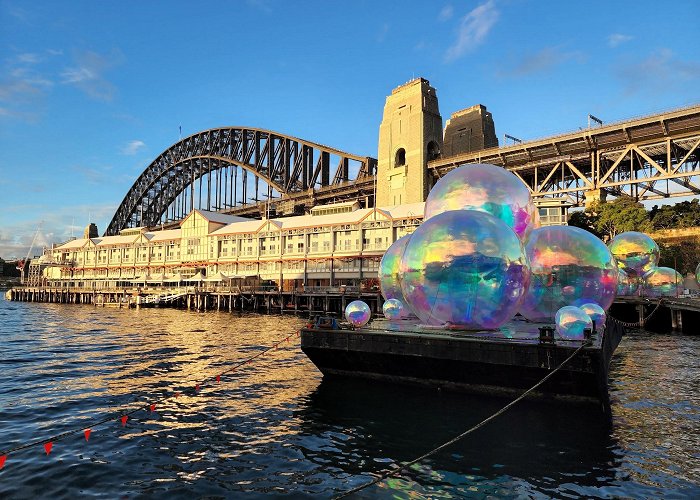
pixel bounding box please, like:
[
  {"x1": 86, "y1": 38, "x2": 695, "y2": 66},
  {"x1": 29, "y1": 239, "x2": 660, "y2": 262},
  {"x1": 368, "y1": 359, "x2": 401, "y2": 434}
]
[{"x1": 1, "y1": 0, "x2": 699, "y2": 259}]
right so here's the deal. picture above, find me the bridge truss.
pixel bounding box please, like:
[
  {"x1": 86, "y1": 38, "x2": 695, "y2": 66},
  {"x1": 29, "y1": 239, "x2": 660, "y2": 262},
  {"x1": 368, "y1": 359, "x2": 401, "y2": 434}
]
[
  {"x1": 430, "y1": 105, "x2": 700, "y2": 206},
  {"x1": 105, "y1": 128, "x2": 377, "y2": 235}
]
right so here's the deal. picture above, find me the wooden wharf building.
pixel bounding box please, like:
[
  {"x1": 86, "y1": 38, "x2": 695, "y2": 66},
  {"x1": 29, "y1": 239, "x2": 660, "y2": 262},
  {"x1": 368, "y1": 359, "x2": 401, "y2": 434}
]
[{"x1": 11, "y1": 202, "x2": 424, "y2": 314}]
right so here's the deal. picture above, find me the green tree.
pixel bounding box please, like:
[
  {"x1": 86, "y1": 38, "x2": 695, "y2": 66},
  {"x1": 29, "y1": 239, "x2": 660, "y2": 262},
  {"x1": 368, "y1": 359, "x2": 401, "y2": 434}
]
[
  {"x1": 593, "y1": 197, "x2": 652, "y2": 241},
  {"x1": 658, "y1": 241, "x2": 700, "y2": 275},
  {"x1": 567, "y1": 209, "x2": 601, "y2": 238}
]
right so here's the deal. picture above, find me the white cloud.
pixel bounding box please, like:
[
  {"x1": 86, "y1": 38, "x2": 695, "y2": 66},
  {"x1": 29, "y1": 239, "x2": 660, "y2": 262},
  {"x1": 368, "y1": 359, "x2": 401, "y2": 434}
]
[
  {"x1": 439, "y1": 5, "x2": 454, "y2": 21},
  {"x1": 122, "y1": 140, "x2": 146, "y2": 155},
  {"x1": 17, "y1": 52, "x2": 41, "y2": 64},
  {"x1": 616, "y1": 49, "x2": 700, "y2": 94},
  {"x1": 61, "y1": 49, "x2": 123, "y2": 101},
  {"x1": 0, "y1": 203, "x2": 117, "y2": 259},
  {"x1": 499, "y1": 46, "x2": 586, "y2": 77},
  {"x1": 444, "y1": 0, "x2": 499, "y2": 62},
  {"x1": 608, "y1": 33, "x2": 633, "y2": 48}
]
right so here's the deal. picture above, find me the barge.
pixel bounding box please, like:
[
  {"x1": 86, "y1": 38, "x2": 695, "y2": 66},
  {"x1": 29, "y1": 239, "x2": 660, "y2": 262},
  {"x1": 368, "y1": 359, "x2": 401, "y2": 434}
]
[{"x1": 300, "y1": 317, "x2": 625, "y2": 410}]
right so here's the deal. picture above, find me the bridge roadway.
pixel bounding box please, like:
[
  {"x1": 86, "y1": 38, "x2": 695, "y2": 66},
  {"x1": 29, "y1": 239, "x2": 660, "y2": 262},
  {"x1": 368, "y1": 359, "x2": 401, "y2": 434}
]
[
  {"x1": 428, "y1": 104, "x2": 700, "y2": 206},
  {"x1": 224, "y1": 104, "x2": 700, "y2": 217}
]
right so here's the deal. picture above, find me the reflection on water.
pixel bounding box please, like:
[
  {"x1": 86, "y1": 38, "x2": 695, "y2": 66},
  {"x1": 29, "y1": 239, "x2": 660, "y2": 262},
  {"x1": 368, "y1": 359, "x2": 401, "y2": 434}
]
[{"x1": 0, "y1": 299, "x2": 698, "y2": 498}]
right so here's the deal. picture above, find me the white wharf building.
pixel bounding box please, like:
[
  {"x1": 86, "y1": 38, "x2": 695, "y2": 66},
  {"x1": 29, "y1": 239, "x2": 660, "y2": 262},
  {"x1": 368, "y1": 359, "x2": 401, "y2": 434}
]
[{"x1": 40, "y1": 202, "x2": 423, "y2": 290}]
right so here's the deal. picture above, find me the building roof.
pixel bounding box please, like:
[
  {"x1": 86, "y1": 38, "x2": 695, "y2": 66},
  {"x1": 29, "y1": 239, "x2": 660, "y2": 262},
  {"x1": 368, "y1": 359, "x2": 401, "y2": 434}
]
[
  {"x1": 209, "y1": 219, "x2": 267, "y2": 236},
  {"x1": 145, "y1": 229, "x2": 182, "y2": 242},
  {"x1": 55, "y1": 238, "x2": 90, "y2": 250},
  {"x1": 380, "y1": 202, "x2": 425, "y2": 219},
  {"x1": 188, "y1": 209, "x2": 251, "y2": 225},
  {"x1": 92, "y1": 234, "x2": 141, "y2": 246}
]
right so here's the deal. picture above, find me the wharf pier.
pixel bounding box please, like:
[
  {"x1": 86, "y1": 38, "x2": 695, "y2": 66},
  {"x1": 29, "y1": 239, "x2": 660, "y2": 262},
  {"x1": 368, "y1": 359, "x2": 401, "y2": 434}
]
[
  {"x1": 5, "y1": 285, "x2": 383, "y2": 316},
  {"x1": 609, "y1": 296, "x2": 700, "y2": 334},
  {"x1": 6, "y1": 285, "x2": 699, "y2": 333}
]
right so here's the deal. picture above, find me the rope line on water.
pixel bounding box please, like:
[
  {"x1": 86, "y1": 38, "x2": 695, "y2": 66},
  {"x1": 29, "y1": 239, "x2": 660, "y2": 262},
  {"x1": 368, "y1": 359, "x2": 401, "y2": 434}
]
[
  {"x1": 333, "y1": 340, "x2": 593, "y2": 499},
  {"x1": 0, "y1": 330, "x2": 301, "y2": 464}
]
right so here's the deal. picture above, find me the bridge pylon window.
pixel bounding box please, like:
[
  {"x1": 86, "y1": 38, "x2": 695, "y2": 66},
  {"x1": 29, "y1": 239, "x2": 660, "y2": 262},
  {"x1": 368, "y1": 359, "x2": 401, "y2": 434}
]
[{"x1": 395, "y1": 148, "x2": 406, "y2": 167}]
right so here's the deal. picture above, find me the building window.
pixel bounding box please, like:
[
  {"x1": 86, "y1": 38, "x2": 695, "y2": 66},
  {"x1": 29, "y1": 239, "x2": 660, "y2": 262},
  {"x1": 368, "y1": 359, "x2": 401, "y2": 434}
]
[{"x1": 395, "y1": 148, "x2": 406, "y2": 167}]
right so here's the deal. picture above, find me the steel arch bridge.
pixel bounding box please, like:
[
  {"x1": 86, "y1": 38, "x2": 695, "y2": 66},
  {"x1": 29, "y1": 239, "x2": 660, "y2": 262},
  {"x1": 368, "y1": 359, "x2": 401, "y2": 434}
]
[{"x1": 105, "y1": 127, "x2": 377, "y2": 235}]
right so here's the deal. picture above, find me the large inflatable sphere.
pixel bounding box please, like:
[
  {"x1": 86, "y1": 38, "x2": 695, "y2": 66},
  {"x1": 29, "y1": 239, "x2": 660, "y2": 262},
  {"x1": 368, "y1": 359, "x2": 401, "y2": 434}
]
[
  {"x1": 382, "y1": 298, "x2": 406, "y2": 320},
  {"x1": 379, "y1": 235, "x2": 411, "y2": 301},
  {"x1": 616, "y1": 269, "x2": 631, "y2": 296},
  {"x1": 555, "y1": 306, "x2": 592, "y2": 340},
  {"x1": 345, "y1": 300, "x2": 371, "y2": 327},
  {"x1": 423, "y1": 163, "x2": 538, "y2": 240},
  {"x1": 399, "y1": 210, "x2": 530, "y2": 329},
  {"x1": 608, "y1": 232, "x2": 660, "y2": 276},
  {"x1": 519, "y1": 226, "x2": 618, "y2": 322},
  {"x1": 642, "y1": 267, "x2": 683, "y2": 297}
]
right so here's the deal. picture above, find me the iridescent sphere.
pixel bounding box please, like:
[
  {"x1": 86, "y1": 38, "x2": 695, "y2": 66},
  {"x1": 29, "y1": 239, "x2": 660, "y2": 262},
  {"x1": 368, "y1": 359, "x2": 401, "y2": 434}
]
[
  {"x1": 579, "y1": 302, "x2": 606, "y2": 332},
  {"x1": 616, "y1": 269, "x2": 631, "y2": 296},
  {"x1": 345, "y1": 300, "x2": 371, "y2": 327},
  {"x1": 399, "y1": 210, "x2": 530, "y2": 329},
  {"x1": 423, "y1": 163, "x2": 537, "y2": 240},
  {"x1": 382, "y1": 298, "x2": 405, "y2": 320},
  {"x1": 519, "y1": 226, "x2": 618, "y2": 322},
  {"x1": 696, "y1": 262, "x2": 700, "y2": 286},
  {"x1": 379, "y1": 235, "x2": 411, "y2": 301},
  {"x1": 608, "y1": 232, "x2": 660, "y2": 276},
  {"x1": 555, "y1": 306, "x2": 593, "y2": 340},
  {"x1": 642, "y1": 267, "x2": 683, "y2": 297}
]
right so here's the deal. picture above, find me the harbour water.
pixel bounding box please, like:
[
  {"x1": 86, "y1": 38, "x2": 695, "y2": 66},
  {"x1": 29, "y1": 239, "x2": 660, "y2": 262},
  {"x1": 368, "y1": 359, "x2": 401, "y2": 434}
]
[{"x1": 0, "y1": 297, "x2": 698, "y2": 498}]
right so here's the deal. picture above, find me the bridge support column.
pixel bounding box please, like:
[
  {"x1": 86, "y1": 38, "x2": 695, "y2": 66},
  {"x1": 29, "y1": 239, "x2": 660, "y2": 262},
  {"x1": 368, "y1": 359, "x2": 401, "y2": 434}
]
[
  {"x1": 637, "y1": 304, "x2": 645, "y2": 328},
  {"x1": 585, "y1": 189, "x2": 607, "y2": 208}
]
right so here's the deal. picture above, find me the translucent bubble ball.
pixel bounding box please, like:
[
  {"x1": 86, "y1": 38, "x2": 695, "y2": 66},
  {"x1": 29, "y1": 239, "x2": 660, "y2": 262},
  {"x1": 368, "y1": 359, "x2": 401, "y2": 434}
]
[
  {"x1": 382, "y1": 298, "x2": 405, "y2": 320},
  {"x1": 423, "y1": 163, "x2": 537, "y2": 240},
  {"x1": 379, "y1": 235, "x2": 411, "y2": 301},
  {"x1": 345, "y1": 300, "x2": 371, "y2": 327},
  {"x1": 642, "y1": 267, "x2": 683, "y2": 297},
  {"x1": 579, "y1": 302, "x2": 606, "y2": 331},
  {"x1": 519, "y1": 226, "x2": 618, "y2": 323},
  {"x1": 608, "y1": 231, "x2": 660, "y2": 276},
  {"x1": 555, "y1": 306, "x2": 593, "y2": 340},
  {"x1": 399, "y1": 210, "x2": 530, "y2": 329},
  {"x1": 616, "y1": 269, "x2": 631, "y2": 296}
]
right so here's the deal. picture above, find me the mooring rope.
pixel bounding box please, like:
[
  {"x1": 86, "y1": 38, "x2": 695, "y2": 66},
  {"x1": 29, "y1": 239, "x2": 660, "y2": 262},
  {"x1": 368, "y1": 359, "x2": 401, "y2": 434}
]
[
  {"x1": 609, "y1": 298, "x2": 664, "y2": 328},
  {"x1": 0, "y1": 330, "x2": 300, "y2": 461},
  {"x1": 333, "y1": 340, "x2": 593, "y2": 499}
]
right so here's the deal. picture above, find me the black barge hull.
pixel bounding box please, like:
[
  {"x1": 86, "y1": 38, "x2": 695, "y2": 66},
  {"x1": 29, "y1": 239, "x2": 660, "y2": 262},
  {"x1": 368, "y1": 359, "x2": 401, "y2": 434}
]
[{"x1": 301, "y1": 319, "x2": 624, "y2": 404}]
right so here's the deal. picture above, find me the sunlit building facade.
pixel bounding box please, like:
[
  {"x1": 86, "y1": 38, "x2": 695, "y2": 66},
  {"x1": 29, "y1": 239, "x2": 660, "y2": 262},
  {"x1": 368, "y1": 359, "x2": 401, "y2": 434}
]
[{"x1": 38, "y1": 202, "x2": 424, "y2": 290}]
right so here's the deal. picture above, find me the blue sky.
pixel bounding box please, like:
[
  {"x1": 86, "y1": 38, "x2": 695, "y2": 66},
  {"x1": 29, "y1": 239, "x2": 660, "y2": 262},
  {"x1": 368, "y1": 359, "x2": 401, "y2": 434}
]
[{"x1": 1, "y1": 0, "x2": 698, "y2": 259}]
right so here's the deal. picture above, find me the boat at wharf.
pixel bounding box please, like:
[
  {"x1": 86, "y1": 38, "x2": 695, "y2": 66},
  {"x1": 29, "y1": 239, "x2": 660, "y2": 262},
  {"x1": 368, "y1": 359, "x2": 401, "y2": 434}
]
[{"x1": 300, "y1": 317, "x2": 625, "y2": 411}]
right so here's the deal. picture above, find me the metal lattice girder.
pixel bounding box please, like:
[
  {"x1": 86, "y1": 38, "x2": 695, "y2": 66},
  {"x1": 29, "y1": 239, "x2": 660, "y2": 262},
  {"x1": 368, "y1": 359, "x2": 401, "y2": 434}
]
[
  {"x1": 429, "y1": 104, "x2": 700, "y2": 206},
  {"x1": 106, "y1": 128, "x2": 376, "y2": 235}
]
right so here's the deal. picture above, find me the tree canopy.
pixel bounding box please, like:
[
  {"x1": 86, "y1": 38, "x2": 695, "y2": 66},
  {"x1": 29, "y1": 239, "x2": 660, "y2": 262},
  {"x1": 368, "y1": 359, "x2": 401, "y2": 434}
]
[{"x1": 568, "y1": 197, "x2": 652, "y2": 241}]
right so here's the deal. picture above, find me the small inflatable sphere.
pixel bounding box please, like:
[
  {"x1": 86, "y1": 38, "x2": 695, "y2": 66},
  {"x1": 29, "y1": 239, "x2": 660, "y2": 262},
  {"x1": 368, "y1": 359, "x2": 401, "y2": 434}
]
[
  {"x1": 642, "y1": 267, "x2": 684, "y2": 297},
  {"x1": 579, "y1": 302, "x2": 606, "y2": 332},
  {"x1": 555, "y1": 306, "x2": 593, "y2": 340},
  {"x1": 382, "y1": 298, "x2": 405, "y2": 320},
  {"x1": 519, "y1": 226, "x2": 618, "y2": 323},
  {"x1": 345, "y1": 300, "x2": 371, "y2": 327},
  {"x1": 423, "y1": 163, "x2": 538, "y2": 240},
  {"x1": 608, "y1": 232, "x2": 660, "y2": 276},
  {"x1": 379, "y1": 235, "x2": 411, "y2": 301},
  {"x1": 400, "y1": 210, "x2": 530, "y2": 329}
]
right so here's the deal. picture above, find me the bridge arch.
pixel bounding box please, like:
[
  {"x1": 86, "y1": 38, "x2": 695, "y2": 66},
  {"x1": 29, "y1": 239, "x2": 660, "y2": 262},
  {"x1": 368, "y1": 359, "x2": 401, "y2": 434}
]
[{"x1": 105, "y1": 127, "x2": 376, "y2": 235}]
